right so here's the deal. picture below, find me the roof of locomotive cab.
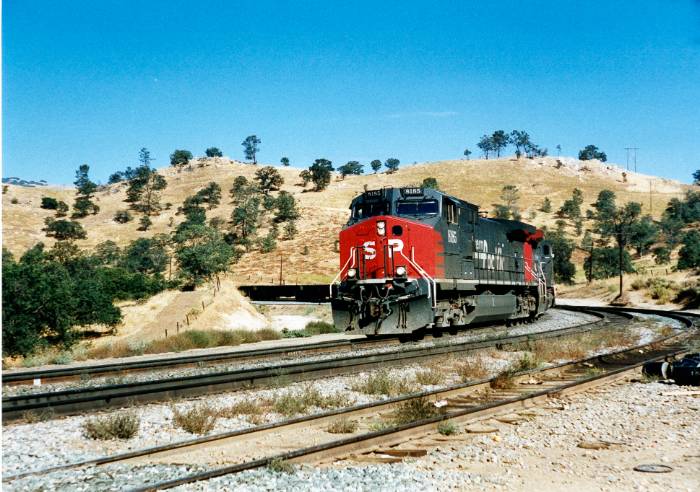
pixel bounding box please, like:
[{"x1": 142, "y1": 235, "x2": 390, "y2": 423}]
[{"x1": 350, "y1": 187, "x2": 479, "y2": 211}]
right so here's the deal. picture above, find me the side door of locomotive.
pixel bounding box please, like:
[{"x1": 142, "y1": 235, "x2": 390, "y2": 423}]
[
  {"x1": 442, "y1": 197, "x2": 461, "y2": 277},
  {"x1": 458, "y1": 205, "x2": 475, "y2": 279}
]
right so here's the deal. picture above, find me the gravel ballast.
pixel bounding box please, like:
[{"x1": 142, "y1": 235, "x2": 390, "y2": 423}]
[{"x1": 2, "y1": 309, "x2": 681, "y2": 489}]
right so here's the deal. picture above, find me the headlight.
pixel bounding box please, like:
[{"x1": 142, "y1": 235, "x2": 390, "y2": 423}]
[
  {"x1": 395, "y1": 266, "x2": 407, "y2": 277},
  {"x1": 377, "y1": 220, "x2": 386, "y2": 236},
  {"x1": 347, "y1": 268, "x2": 357, "y2": 279}
]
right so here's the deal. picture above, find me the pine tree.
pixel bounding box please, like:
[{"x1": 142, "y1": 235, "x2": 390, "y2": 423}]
[
  {"x1": 242, "y1": 135, "x2": 261, "y2": 164},
  {"x1": 72, "y1": 164, "x2": 99, "y2": 218}
]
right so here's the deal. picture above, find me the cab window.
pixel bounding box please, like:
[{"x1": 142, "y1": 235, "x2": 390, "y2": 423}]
[
  {"x1": 396, "y1": 200, "x2": 439, "y2": 216},
  {"x1": 352, "y1": 201, "x2": 389, "y2": 219}
]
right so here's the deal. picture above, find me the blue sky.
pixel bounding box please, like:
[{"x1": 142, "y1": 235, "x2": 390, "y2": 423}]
[{"x1": 3, "y1": 0, "x2": 700, "y2": 184}]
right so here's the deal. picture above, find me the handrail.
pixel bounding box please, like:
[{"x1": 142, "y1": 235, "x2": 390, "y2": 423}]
[
  {"x1": 523, "y1": 261, "x2": 546, "y2": 300},
  {"x1": 329, "y1": 246, "x2": 356, "y2": 298},
  {"x1": 399, "y1": 247, "x2": 437, "y2": 308}
]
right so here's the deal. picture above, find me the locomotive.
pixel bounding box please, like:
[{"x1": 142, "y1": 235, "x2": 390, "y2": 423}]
[{"x1": 330, "y1": 187, "x2": 555, "y2": 337}]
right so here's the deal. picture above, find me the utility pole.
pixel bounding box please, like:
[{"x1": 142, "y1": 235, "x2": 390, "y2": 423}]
[{"x1": 624, "y1": 147, "x2": 639, "y2": 172}]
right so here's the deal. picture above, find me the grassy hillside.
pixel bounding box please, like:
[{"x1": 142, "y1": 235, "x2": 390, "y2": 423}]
[{"x1": 2, "y1": 155, "x2": 691, "y2": 285}]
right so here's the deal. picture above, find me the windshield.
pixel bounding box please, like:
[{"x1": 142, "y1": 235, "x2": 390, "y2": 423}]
[
  {"x1": 352, "y1": 201, "x2": 389, "y2": 219},
  {"x1": 396, "y1": 200, "x2": 439, "y2": 216}
]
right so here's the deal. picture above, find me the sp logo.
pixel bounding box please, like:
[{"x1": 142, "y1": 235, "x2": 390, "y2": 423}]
[{"x1": 363, "y1": 239, "x2": 404, "y2": 260}]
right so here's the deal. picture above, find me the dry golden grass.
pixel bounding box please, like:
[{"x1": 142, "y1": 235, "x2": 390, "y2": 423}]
[
  {"x1": 82, "y1": 412, "x2": 140, "y2": 440},
  {"x1": 84, "y1": 328, "x2": 281, "y2": 359},
  {"x1": 3, "y1": 156, "x2": 693, "y2": 357},
  {"x1": 272, "y1": 385, "x2": 354, "y2": 417},
  {"x1": 455, "y1": 355, "x2": 490, "y2": 382},
  {"x1": 529, "y1": 328, "x2": 637, "y2": 363},
  {"x1": 2, "y1": 156, "x2": 689, "y2": 285},
  {"x1": 172, "y1": 404, "x2": 218, "y2": 435},
  {"x1": 217, "y1": 400, "x2": 265, "y2": 418},
  {"x1": 326, "y1": 418, "x2": 358, "y2": 434},
  {"x1": 415, "y1": 366, "x2": 446, "y2": 386},
  {"x1": 351, "y1": 369, "x2": 416, "y2": 396}
]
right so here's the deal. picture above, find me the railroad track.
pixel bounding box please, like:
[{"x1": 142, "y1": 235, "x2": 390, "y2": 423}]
[
  {"x1": 2, "y1": 307, "x2": 600, "y2": 388},
  {"x1": 4, "y1": 306, "x2": 697, "y2": 490},
  {"x1": 1, "y1": 308, "x2": 611, "y2": 422},
  {"x1": 1, "y1": 337, "x2": 385, "y2": 387}
]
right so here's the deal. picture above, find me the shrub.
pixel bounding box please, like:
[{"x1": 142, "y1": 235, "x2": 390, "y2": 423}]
[
  {"x1": 678, "y1": 230, "x2": 700, "y2": 270},
  {"x1": 653, "y1": 247, "x2": 671, "y2": 265},
  {"x1": 437, "y1": 420, "x2": 457, "y2": 436},
  {"x1": 303, "y1": 321, "x2": 339, "y2": 335},
  {"x1": 41, "y1": 197, "x2": 59, "y2": 209},
  {"x1": 268, "y1": 458, "x2": 294, "y2": 474},
  {"x1": 172, "y1": 404, "x2": 218, "y2": 434},
  {"x1": 646, "y1": 278, "x2": 679, "y2": 304},
  {"x1": 513, "y1": 352, "x2": 540, "y2": 371},
  {"x1": 351, "y1": 370, "x2": 415, "y2": 396},
  {"x1": 675, "y1": 282, "x2": 700, "y2": 309},
  {"x1": 23, "y1": 408, "x2": 55, "y2": 423},
  {"x1": 455, "y1": 356, "x2": 489, "y2": 382},
  {"x1": 217, "y1": 400, "x2": 264, "y2": 418},
  {"x1": 114, "y1": 210, "x2": 133, "y2": 223},
  {"x1": 273, "y1": 392, "x2": 308, "y2": 416},
  {"x1": 138, "y1": 215, "x2": 152, "y2": 231},
  {"x1": 490, "y1": 369, "x2": 517, "y2": 390},
  {"x1": 392, "y1": 397, "x2": 438, "y2": 425},
  {"x1": 43, "y1": 218, "x2": 87, "y2": 240},
  {"x1": 11, "y1": 197, "x2": 18, "y2": 204},
  {"x1": 259, "y1": 233, "x2": 277, "y2": 253},
  {"x1": 82, "y1": 412, "x2": 139, "y2": 440},
  {"x1": 630, "y1": 278, "x2": 646, "y2": 290},
  {"x1": 415, "y1": 367, "x2": 445, "y2": 386},
  {"x1": 273, "y1": 386, "x2": 352, "y2": 416},
  {"x1": 540, "y1": 197, "x2": 552, "y2": 213},
  {"x1": 326, "y1": 418, "x2": 358, "y2": 434},
  {"x1": 421, "y1": 177, "x2": 439, "y2": 190}
]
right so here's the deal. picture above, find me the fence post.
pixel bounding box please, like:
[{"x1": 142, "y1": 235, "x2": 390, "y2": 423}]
[
  {"x1": 202, "y1": 301, "x2": 205, "y2": 310},
  {"x1": 165, "y1": 329, "x2": 168, "y2": 338},
  {"x1": 177, "y1": 322, "x2": 180, "y2": 334},
  {"x1": 186, "y1": 314, "x2": 190, "y2": 326}
]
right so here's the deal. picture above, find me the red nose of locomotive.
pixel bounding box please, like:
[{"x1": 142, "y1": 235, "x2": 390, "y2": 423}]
[{"x1": 338, "y1": 216, "x2": 443, "y2": 281}]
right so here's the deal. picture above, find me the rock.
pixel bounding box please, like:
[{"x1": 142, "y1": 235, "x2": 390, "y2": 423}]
[
  {"x1": 577, "y1": 440, "x2": 610, "y2": 450},
  {"x1": 465, "y1": 424, "x2": 500, "y2": 434}
]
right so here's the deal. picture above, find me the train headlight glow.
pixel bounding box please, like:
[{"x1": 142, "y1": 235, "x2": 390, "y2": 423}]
[
  {"x1": 395, "y1": 266, "x2": 407, "y2": 277},
  {"x1": 377, "y1": 220, "x2": 386, "y2": 236},
  {"x1": 347, "y1": 268, "x2": 357, "y2": 279}
]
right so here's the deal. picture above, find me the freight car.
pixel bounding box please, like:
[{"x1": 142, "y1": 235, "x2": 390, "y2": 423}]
[{"x1": 330, "y1": 187, "x2": 555, "y2": 337}]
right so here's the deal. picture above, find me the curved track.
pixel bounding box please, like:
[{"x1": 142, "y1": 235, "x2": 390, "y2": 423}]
[
  {"x1": 2, "y1": 308, "x2": 608, "y2": 421},
  {"x1": 3, "y1": 306, "x2": 697, "y2": 490},
  {"x1": 1, "y1": 337, "x2": 386, "y2": 387}
]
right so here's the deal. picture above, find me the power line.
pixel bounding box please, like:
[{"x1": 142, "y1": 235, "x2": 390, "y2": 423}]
[{"x1": 624, "y1": 147, "x2": 639, "y2": 172}]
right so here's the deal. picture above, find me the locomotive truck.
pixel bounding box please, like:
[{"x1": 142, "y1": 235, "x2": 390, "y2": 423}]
[{"x1": 330, "y1": 187, "x2": 555, "y2": 337}]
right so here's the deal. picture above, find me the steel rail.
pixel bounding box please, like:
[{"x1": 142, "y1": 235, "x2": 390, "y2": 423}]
[
  {"x1": 2, "y1": 308, "x2": 607, "y2": 387},
  {"x1": 1, "y1": 337, "x2": 384, "y2": 387},
  {"x1": 128, "y1": 308, "x2": 698, "y2": 491},
  {"x1": 2, "y1": 309, "x2": 610, "y2": 421},
  {"x1": 5, "y1": 307, "x2": 695, "y2": 485}
]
